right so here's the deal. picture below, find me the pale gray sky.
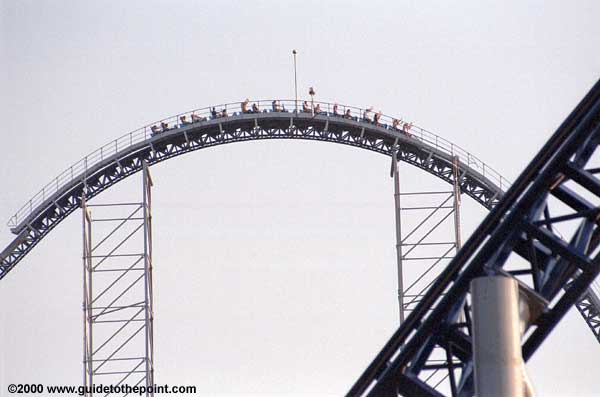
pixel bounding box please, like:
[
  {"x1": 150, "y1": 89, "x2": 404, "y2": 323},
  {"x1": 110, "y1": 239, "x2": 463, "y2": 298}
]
[{"x1": 1, "y1": 1, "x2": 600, "y2": 396}]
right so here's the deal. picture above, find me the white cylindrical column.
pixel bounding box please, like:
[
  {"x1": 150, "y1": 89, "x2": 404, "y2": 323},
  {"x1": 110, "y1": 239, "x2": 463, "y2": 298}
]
[{"x1": 471, "y1": 276, "x2": 526, "y2": 397}]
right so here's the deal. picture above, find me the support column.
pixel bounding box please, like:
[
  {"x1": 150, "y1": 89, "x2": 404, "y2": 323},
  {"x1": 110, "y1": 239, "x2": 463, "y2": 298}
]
[
  {"x1": 452, "y1": 156, "x2": 467, "y2": 333},
  {"x1": 142, "y1": 162, "x2": 155, "y2": 391},
  {"x1": 82, "y1": 164, "x2": 155, "y2": 396},
  {"x1": 82, "y1": 192, "x2": 93, "y2": 396},
  {"x1": 471, "y1": 276, "x2": 528, "y2": 397},
  {"x1": 452, "y1": 156, "x2": 462, "y2": 251},
  {"x1": 391, "y1": 146, "x2": 404, "y2": 323}
]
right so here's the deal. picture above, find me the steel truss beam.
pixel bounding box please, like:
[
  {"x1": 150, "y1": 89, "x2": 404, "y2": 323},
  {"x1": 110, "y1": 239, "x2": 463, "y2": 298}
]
[
  {"x1": 393, "y1": 182, "x2": 464, "y2": 392},
  {"x1": 347, "y1": 79, "x2": 600, "y2": 396},
  {"x1": 0, "y1": 113, "x2": 502, "y2": 281},
  {"x1": 82, "y1": 163, "x2": 154, "y2": 396},
  {"x1": 398, "y1": 190, "x2": 460, "y2": 318}
]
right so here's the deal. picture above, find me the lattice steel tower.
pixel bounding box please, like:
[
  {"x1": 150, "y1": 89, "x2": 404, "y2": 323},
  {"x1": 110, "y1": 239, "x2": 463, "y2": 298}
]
[{"x1": 82, "y1": 162, "x2": 154, "y2": 396}]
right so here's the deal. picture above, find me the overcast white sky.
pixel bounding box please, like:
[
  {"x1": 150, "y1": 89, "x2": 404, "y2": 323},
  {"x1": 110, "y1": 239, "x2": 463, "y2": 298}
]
[{"x1": 1, "y1": 1, "x2": 600, "y2": 396}]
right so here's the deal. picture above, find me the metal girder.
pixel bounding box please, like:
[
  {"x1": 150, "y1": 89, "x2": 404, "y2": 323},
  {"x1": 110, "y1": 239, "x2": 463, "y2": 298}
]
[
  {"x1": 348, "y1": 78, "x2": 600, "y2": 396},
  {"x1": 0, "y1": 113, "x2": 502, "y2": 282}
]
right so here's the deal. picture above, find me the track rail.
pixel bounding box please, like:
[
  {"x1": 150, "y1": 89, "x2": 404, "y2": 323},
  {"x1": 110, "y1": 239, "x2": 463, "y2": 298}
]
[
  {"x1": 7, "y1": 100, "x2": 507, "y2": 231},
  {"x1": 1, "y1": 105, "x2": 504, "y2": 281}
]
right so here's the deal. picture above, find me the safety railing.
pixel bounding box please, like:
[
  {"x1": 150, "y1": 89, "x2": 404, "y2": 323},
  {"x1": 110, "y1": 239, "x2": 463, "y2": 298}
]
[{"x1": 7, "y1": 99, "x2": 509, "y2": 230}]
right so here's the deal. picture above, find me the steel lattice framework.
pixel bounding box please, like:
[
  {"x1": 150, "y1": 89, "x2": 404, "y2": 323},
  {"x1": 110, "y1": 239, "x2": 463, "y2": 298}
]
[
  {"x1": 348, "y1": 80, "x2": 600, "y2": 396},
  {"x1": 82, "y1": 163, "x2": 154, "y2": 396}
]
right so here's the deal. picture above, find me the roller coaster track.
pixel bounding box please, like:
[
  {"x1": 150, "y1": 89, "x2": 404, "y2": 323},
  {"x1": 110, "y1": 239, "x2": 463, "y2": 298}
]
[
  {"x1": 348, "y1": 79, "x2": 600, "y2": 396},
  {"x1": 1, "y1": 100, "x2": 507, "y2": 278},
  {"x1": 1, "y1": 97, "x2": 599, "y2": 391}
]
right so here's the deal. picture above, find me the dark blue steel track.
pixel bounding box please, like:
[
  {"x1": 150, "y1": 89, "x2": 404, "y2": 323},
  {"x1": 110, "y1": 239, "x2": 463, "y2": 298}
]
[{"x1": 348, "y1": 79, "x2": 600, "y2": 396}]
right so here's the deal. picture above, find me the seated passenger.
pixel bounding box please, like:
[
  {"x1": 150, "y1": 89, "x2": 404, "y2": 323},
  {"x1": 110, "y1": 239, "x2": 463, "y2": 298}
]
[
  {"x1": 221, "y1": 108, "x2": 228, "y2": 117},
  {"x1": 344, "y1": 109, "x2": 352, "y2": 119},
  {"x1": 272, "y1": 100, "x2": 280, "y2": 112},
  {"x1": 241, "y1": 99, "x2": 250, "y2": 113},
  {"x1": 333, "y1": 103, "x2": 339, "y2": 116},
  {"x1": 281, "y1": 103, "x2": 287, "y2": 112},
  {"x1": 403, "y1": 122, "x2": 413, "y2": 136},
  {"x1": 373, "y1": 111, "x2": 382, "y2": 125},
  {"x1": 180, "y1": 115, "x2": 190, "y2": 126},
  {"x1": 363, "y1": 107, "x2": 373, "y2": 123},
  {"x1": 392, "y1": 119, "x2": 401, "y2": 130},
  {"x1": 252, "y1": 103, "x2": 260, "y2": 113},
  {"x1": 314, "y1": 104, "x2": 322, "y2": 114},
  {"x1": 151, "y1": 125, "x2": 160, "y2": 135},
  {"x1": 211, "y1": 107, "x2": 219, "y2": 119},
  {"x1": 302, "y1": 101, "x2": 310, "y2": 112},
  {"x1": 161, "y1": 122, "x2": 169, "y2": 132},
  {"x1": 191, "y1": 113, "x2": 201, "y2": 123}
]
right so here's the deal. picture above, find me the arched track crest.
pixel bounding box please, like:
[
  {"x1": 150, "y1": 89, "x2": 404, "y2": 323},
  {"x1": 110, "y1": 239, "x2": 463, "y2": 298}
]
[{"x1": 0, "y1": 103, "x2": 505, "y2": 277}]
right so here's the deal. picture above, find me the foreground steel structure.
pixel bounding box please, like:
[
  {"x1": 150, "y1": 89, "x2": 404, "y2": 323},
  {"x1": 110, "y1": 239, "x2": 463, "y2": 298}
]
[
  {"x1": 1, "y1": 91, "x2": 600, "y2": 394},
  {"x1": 348, "y1": 80, "x2": 600, "y2": 396}
]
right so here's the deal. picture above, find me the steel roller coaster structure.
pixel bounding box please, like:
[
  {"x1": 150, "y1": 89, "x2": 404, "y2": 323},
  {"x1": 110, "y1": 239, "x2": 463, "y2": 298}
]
[{"x1": 1, "y1": 85, "x2": 600, "y2": 395}]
